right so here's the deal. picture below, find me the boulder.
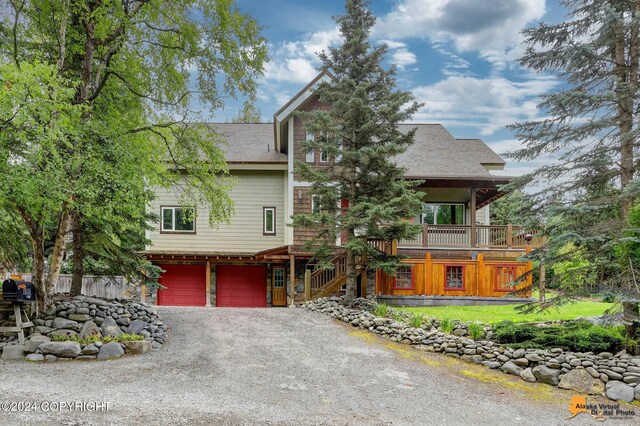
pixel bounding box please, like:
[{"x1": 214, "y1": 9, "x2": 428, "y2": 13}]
[
  {"x1": 39, "y1": 342, "x2": 81, "y2": 358},
  {"x1": 97, "y1": 342, "x2": 124, "y2": 361},
  {"x1": 1, "y1": 345, "x2": 25, "y2": 361},
  {"x1": 501, "y1": 361, "x2": 523, "y2": 376},
  {"x1": 25, "y1": 353, "x2": 44, "y2": 362},
  {"x1": 44, "y1": 355, "x2": 58, "y2": 362},
  {"x1": 121, "y1": 340, "x2": 151, "y2": 355},
  {"x1": 67, "y1": 314, "x2": 92, "y2": 322},
  {"x1": 532, "y1": 365, "x2": 561, "y2": 386},
  {"x1": 520, "y1": 368, "x2": 537, "y2": 383},
  {"x1": 34, "y1": 326, "x2": 53, "y2": 334},
  {"x1": 79, "y1": 321, "x2": 102, "y2": 340},
  {"x1": 81, "y1": 344, "x2": 100, "y2": 355},
  {"x1": 51, "y1": 317, "x2": 81, "y2": 332},
  {"x1": 126, "y1": 320, "x2": 148, "y2": 335},
  {"x1": 605, "y1": 380, "x2": 635, "y2": 402},
  {"x1": 635, "y1": 384, "x2": 640, "y2": 401},
  {"x1": 23, "y1": 335, "x2": 51, "y2": 353},
  {"x1": 101, "y1": 316, "x2": 124, "y2": 337},
  {"x1": 558, "y1": 368, "x2": 605, "y2": 395}
]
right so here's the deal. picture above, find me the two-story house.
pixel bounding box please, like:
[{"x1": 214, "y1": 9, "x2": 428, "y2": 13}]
[{"x1": 144, "y1": 71, "x2": 541, "y2": 307}]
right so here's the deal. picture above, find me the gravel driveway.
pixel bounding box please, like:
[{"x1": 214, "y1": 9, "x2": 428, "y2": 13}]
[{"x1": 0, "y1": 307, "x2": 630, "y2": 425}]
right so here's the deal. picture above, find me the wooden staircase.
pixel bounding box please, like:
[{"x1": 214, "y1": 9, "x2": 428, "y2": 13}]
[
  {"x1": 308, "y1": 239, "x2": 394, "y2": 299},
  {"x1": 309, "y1": 252, "x2": 361, "y2": 299}
]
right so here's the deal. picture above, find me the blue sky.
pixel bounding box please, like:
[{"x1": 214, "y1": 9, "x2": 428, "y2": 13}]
[{"x1": 220, "y1": 0, "x2": 567, "y2": 176}]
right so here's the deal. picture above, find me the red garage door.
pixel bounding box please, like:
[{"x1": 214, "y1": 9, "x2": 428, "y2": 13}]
[
  {"x1": 217, "y1": 265, "x2": 266, "y2": 307},
  {"x1": 157, "y1": 264, "x2": 206, "y2": 306}
]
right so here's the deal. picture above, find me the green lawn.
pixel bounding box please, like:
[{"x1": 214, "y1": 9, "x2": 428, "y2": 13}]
[{"x1": 396, "y1": 299, "x2": 614, "y2": 324}]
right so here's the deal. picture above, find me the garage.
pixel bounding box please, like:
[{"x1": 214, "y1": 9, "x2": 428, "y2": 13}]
[
  {"x1": 157, "y1": 264, "x2": 206, "y2": 306},
  {"x1": 216, "y1": 265, "x2": 267, "y2": 307}
]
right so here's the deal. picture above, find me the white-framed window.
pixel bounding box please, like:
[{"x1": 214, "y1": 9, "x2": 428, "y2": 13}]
[
  {"x1": 161, "y1": 207, "x2": 195, "y2": 233},
  {"x1": 273, "y1": 267, "x2": 285, "y2": 288},
  {"x1": 336, "y1": 139, "x2": 343, "y2": 162},
  {"x1": 305, "y1": 132, "x2": 315, "y2": 162},
  {"x1": 263, "y1": 207, "x2": 276, "y2": 235},
  {"x1": 320, "y1": 149, "x2": 329, "y2": 163},
  {"x1": 311, "y1": 195, "x2": 320, "y2": 213}
]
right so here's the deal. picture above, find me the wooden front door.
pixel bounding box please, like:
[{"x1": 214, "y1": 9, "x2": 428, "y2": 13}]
[{"x1": 271, "y1": 267, "x2": 287, "y2": 306}]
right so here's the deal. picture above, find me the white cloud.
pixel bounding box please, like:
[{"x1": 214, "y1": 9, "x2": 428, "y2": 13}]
[
  {"x1": 411, "y1": 74, "x2": 559, "y2": 135},
  {"x1": 376, "y1": 0, "x2": 545, "y2": 56}
]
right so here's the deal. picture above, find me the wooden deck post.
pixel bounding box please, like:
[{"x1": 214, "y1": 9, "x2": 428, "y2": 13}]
[
  {"x1": 140, "y1": 285, "x2": 147, "y2": 303},
  {"x1": 289, "y1": 255, "x2": 296, "y2": 307},
  {"x1": 507, "y1": 224, "x2": 513, "y2": 248},
  {"x1": 476, "y1": 253, "x2": 484, "y2": 297},
  {"x1": 304, "y1": 269, "x2": 311, "y2": 301},
  {"x1": 360, "y1": 268, "x2": 367, "y2": 298},
  {"x1": 425, "y1": 253, "x2": 433, "y2": 295},
  {"x1": 205, "y1": 261, "x2": 211, "y2": 307},
  {"x1": 470, "y1": 187, "x2": 477, "y2": 247}
]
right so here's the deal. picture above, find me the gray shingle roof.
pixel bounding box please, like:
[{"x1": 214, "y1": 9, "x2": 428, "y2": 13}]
[
  {"x1": 211, "y1": 122, "x2": 505, "y2": 178},
  {"x1": 213, "y1": 123, "x2": 287, "y2": 163},
  {"x1": 395, "y1": 124, "x2": 505, "y2": 178}
]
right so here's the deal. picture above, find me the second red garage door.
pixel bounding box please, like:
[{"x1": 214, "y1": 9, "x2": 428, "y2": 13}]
[
  {"x1": 216, "y1": 265, "x2": 267, "y2": 307},
  {"x1": 157, "y1": 264, "x2": 206, "y2": 306}
]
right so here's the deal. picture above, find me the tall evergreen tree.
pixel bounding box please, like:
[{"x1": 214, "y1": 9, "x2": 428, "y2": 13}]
[
  {"x1": 292, "y1": 0, "x2": 423, "y2": 302},
  {"x1": 507, "y1": 0, "x2": 640, "y2": 335}
]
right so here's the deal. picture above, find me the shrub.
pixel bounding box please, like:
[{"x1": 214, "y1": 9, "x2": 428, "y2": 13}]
[
  {"x1": 440, "y1": 318, "x2": 455, "y2": 334},
  {"x1": 599, "y1": 291, "x2": 617, "y2": 303},
  {"x1": 373, "y1": 303, "x2": 389, "y2": 317},
  {"x1": 392, "y1": 310, "x2": 405, "y2": 323},
  {"x1": 467, "y1": 322, "x2": 485, "y2": 340},
  {"x1": 409, "y1": 314, "x2": 423, "y2": 329},
  {"x1": 50, "y1": 333, "x2": 144, "y2": 345},
  {"x1": 492, "y1": 321, "x2": 626, "y2": 352}
]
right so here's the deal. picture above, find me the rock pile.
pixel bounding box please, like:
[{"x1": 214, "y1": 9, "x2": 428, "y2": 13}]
[
  {"x1": 304, "y1": 297, "x2": 640, "y2": 403},
  {"x1": 0, "y1": 295, "x2": 167, "y2": 362}
]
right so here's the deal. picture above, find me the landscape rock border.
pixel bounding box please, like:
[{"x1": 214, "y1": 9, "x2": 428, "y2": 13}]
[
  {"x1": 1, "y1": 295, "x2": 166, "y2": 362},
  {"x1": 303, "y1": 297, "x2": 640, "y2": 403}
]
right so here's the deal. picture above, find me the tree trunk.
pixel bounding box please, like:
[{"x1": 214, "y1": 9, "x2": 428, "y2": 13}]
[
  {"x1": 344, "y1": 248, "x2": 357, "y2": 303},
  {"x1": 45, "y1": 210, "x2": 71, "y2": 301},
  {"x1": 622, "y1": 300, "x2": 640, "y2": 339},
  {"x1": 70, "y1": 210, "x2": 84, "y2": 297},
  {"x1": 31, "y1": 227, "x2": 47, "y2": 316}
]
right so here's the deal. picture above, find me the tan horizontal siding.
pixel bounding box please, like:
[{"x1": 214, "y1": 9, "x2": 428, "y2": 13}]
[{"x1": 147, "y1": 170, "x2": 285, "y2": 253}]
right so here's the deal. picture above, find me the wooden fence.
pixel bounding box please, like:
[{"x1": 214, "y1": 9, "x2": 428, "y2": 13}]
[{"x1": 4, "y1": 273, "x2": 129, "y2": 299}]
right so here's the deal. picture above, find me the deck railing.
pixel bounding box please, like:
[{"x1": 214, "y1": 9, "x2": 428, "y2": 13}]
[{"x1": 398, "y1": 224, "x2": 545, "y2": 249}]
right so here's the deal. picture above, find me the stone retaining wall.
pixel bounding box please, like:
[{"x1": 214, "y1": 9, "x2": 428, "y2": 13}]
[
  {"x1": 1, "y1": 295, "x2": 168, "y2": 362},
  {"x1": 304, "y1": 297, "x2": 640, "y2": 403}
]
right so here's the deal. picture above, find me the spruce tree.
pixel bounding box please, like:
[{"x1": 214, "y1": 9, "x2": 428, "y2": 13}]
[
  {"x1": 292, "y1": 0, "x2": 423, "y2": 302},
  {"x1": 507, "y1": 0, "x2": 640, "y2": 335}
]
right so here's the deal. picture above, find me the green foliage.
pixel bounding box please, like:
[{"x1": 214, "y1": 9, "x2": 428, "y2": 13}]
[
  {"x1": 231, "y1": 102, "x2": 262, "y2": 123},
  {"x1": 439, "y1": 318, "x2": 455, "y2": 334},
  {"x1": 0, "y1": 1, "x2": 267, "y2": 299},
  {"x1": 599, "y1": 291, "x2": 618, "y2": 303},
  {"x1": 392, "y1": 310, "x2": 405, "y2": 323},
  {"x1": 490, "y1": 190, "x2": 539, "y2": 227},
  {"x1": 373, "y1": 303, "x2": 389, "y2": 317},
  {"x1": 492, "y1": 321, "x2": 626, "y2": 353},
  {"x1": 291, "y1": 0, "x2": 423, "y2": 300},
  {"x1": 505, "y1": 0, "x2": 640, "y2": 333},
  {"x1": 467, "y1": 322, "x2": 485, "y2": 340},
  {"x1": 50, "y1": 333, "x2": 144, "y2": 344},
  {"x1": 550, "y1": 243, "x2": 595, "y2": 293},
  {"x1": 409, "y1": 314, "x2": 423, "y2": 329}
]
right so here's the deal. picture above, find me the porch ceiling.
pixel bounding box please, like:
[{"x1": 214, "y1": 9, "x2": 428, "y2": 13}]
[{"x1": 413, "y1": 176, "x2": 511, "y2": 210}]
